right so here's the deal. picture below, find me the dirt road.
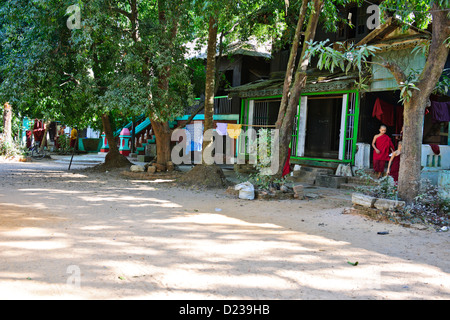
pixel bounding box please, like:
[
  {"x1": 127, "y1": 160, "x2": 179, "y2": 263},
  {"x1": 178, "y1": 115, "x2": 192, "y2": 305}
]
[{"x1": 0, "y1": 159, "x2": 449, "y2": 299}]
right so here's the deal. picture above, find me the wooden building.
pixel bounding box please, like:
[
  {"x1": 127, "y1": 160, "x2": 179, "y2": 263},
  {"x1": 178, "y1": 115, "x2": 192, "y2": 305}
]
[{"x1": 228, "y1": 14, "x2": 450, "y2": 173}]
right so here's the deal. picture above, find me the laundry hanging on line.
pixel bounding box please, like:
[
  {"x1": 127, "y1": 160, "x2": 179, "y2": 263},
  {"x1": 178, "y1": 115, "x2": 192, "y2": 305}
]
[
  {"x1": 430, "y1": 100, "x2": 450, "y2": 123},
  {"x1": 393, "y1": 100, "x2": 444, "y2": 133},
  {"x1": 185, "y1": 123, "x2": 204, "y2": 153},
  {"x1": 215, "y1": 123, "x2": 228, "y2": 136},
  {"x1": 372, "y1": 98, "x2": 396, "y2": 127},
  {"x1": 430, "y1": 144, "x2": 440, "y2": 155},
  {"x1": 227, "y1": 123, "x2": 242, "y2": 139}
]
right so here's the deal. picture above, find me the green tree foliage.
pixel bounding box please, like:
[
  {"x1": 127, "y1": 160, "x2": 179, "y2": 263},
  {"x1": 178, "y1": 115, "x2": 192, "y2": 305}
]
[
  {"x1": 0, "y1": 0, "x2": 95, "y2": 127},
  {"x1": 0, "y1": 0, "x2": 195, "y2": 130}
]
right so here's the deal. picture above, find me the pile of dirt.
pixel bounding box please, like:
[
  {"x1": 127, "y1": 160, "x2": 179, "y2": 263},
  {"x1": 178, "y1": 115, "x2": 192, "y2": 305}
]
[
  {"x1": 83, "y1": 152, "x2": 132, "y2": 173},
  {"x1": 177, "y1": 164, "x2": 229, "y2": 189},
  {"x1": 120, "y1": 170, "x2": 182, "y2": 181}
]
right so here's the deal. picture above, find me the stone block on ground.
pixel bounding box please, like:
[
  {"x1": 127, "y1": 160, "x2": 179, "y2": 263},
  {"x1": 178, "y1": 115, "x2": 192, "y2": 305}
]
[
  {"x1": 374, "y1": 198, "x2": 406, "y2": 211},
  {"x1": 293, "y1": 184, "x2": 304, "y2": 199},
  {"x1": 147, "y1": 165, "x2": 156, "y2": 173},
  {"x1": 153, "y1": 163, "x2": 166, "y2": 172},
  {"x1": 166, "y1": 161, "x2": 175, "y2": 172},
  {"x1": 130, "y1": 164, "x2": 145, "y2": 172},
  {"x1": 352, "y1": 193, "x2": 376, "y2": 208}
]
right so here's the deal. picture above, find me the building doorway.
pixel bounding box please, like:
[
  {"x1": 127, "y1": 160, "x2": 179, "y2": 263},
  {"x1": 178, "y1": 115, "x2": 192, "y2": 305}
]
[{"x1": 304, "y1": 96, "x2": 343, "y2": 159}]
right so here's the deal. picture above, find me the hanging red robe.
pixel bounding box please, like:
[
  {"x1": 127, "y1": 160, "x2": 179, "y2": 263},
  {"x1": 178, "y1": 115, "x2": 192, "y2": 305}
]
[
  {"x1": 282, "y1": 148, "x2": 291, "y2": 177},
  {"x1": 372, "y1": 98, "x2": 395, "y2": 127}
]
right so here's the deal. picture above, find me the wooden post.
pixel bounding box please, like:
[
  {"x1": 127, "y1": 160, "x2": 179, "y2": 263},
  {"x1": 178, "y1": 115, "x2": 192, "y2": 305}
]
[
  {"x1": 39, "y1": 120, "x2": 51, "y2": 153},
  {"x1": 68, "y1": 137, "x2": 78, "y2": 171},
  {"x1": 131, "y1": 116, "x2": 135, "y2": 154}
]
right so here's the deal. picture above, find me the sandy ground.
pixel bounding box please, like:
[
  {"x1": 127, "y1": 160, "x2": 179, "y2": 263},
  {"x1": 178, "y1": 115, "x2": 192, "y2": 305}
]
[{"x1": 0, "y1": 157, "x2": 449, "y2": 300}]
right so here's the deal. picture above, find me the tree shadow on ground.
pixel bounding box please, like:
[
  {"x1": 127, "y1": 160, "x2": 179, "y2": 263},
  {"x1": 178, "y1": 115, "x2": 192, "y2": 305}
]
[{"x1": 0, "y1": 162, "x2": 448, "y2": 299}]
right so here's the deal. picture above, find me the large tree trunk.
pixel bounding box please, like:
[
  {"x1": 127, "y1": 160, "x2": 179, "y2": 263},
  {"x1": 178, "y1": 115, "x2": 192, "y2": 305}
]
[
  {"x1": 180, "y1": 28, "x2": 225, "y2": 130},
  {"x1": 101, "y1": 113, "x2": 131, "y2": 168},
  {"x1": 151, "y1": 119, "x2": 172, "y2": 166},
  {"x1": 276, "y1": 0, "x2": 323, "y2": 177},
  {"x1": 398, "y1": 98, "x2": 425, "y2": 202},
  {"x1": 179, "y1": 13, "x2": 228, "y2": 188},
  {"x1": 39, "y1": 120, "x2": 51, "y2": 153},
  {"x1": 275, "y1": 0, "x2": 309, "y2": 129},
  {"x1": 397, "y1": 4, "x2": 450, "y2": 203},
  {"x1": 202, "y1": 15, "x2": 218, "y2": 154},
  {"x1": 2, "y1": 102, "x2": 12, "y2": 143},
  {"x1": 146, "y1": 0, "x2": 180, "y2": 169}
]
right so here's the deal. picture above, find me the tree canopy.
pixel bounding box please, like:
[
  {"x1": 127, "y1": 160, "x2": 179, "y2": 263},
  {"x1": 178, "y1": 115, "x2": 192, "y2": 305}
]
[
  {"x1": 0, "y1": 0, "x2": 196, "y2": 129},
  {"x1": 1, "y1": 0, "x2": 449, "y2": 195}
]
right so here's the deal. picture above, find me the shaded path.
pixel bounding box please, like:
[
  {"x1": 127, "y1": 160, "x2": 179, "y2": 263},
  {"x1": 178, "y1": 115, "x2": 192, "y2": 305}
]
[{"x1": 0, "y1": 160, "x2": 449, "y2": 299}]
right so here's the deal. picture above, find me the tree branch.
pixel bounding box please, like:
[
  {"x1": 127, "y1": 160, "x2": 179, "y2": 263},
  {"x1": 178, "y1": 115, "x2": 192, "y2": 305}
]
[
  {"x1": 178, "y1": 98, "x2": 205, "y2": 129},
  {"x1": 275, "y1": 0, "x2": 309, "y2": 128},
  {"x1": 416, "y1": 3, "x2": 450, "y2": 92},
  {"x1": 381, "y1": 57, "x2": 407, "y2": 84},
  {"x1": 61, "y1": 72, "x2": 80, "y2": 86},
  {"x1": 110, "y1": 6, "x2": 132, "y2": 21}
]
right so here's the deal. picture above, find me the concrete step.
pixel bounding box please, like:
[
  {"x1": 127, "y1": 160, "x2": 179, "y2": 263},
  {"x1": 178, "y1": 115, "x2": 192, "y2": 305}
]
[
  {"x1": 315, "y1": 174, "x2": 347, "y2": 189},
  {"x1": 288, "y1": 165, "x2": 381, "y2": 189},
  {"x1": 290, "y1": 167, "x2": 334, "y2": 184},
  {"x1": 347, "y1": 176, "x2": 379, "y2": 186},
  {"x1": 340, "y1": 183, "x2": 362, "y2": 190},
  {"x1": 292, "y1": 167, "x2": 334, "y2": 177}
]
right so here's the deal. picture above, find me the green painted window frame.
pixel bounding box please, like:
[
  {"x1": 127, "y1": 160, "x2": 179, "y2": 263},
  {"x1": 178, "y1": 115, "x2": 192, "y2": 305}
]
[
  {"x1": 238, "y1": 95, "x2": 283, "y2": 155},
  {"x1": 238, "y1": 90, "x2": 360, "y2": 165}
]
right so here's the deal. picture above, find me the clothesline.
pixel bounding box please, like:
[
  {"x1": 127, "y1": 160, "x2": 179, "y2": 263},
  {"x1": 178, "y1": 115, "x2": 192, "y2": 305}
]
[
  {"x1": 240, "y1": 124, "x2": 277, "y2": 128},
  {"x1": 373, "y1": 97, "x2": 450, "y2": 127}
]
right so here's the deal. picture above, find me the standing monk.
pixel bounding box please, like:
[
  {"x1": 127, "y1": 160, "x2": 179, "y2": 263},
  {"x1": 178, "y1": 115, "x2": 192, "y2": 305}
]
[
  {"x1": 70, "y1": 127, "x2": 78, "y2": 149},
  {"x1": 372, "y1": 125, "x2": 394, "y2": 178},
  {"x1": 387, "y1": 141, "x2": 402, "y2": 183}
]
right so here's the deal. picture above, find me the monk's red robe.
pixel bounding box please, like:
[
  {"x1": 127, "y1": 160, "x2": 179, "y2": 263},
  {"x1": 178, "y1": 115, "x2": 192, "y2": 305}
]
[
  {"x1": 389, "y1": 154, "x2": 400, "y2": 182},
  {"x1": 373, "y1": 134, "x2": 394, "y2": 162},
  {"x1": 373, "y1": 134, "x2": 394, "y2": 173}
]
